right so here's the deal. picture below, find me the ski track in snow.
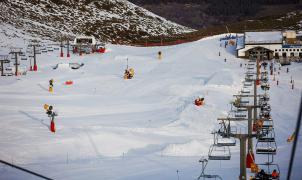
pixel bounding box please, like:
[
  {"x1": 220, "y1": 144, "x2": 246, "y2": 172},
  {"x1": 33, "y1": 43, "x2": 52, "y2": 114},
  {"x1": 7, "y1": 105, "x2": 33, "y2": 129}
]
[{"x1": 0, "y1": 34, "x2": 301, "y2": 179}]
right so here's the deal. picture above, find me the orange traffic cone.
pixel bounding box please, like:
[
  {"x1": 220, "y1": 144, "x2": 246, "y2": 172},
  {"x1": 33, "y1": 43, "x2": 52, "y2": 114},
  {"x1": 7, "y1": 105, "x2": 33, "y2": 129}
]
[{"x1": 50, "y1": 120, "x2": 55, "y2": 133}]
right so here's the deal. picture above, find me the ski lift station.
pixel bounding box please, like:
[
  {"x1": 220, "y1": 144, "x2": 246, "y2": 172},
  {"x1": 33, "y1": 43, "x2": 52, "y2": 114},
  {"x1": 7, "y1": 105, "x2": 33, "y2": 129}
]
[
  {"x1": 237, "y1": 31, "x2": 302, "y2": 60},
  {"x1": 72, "y1": 36, "x2": 105, "y2": 54}
]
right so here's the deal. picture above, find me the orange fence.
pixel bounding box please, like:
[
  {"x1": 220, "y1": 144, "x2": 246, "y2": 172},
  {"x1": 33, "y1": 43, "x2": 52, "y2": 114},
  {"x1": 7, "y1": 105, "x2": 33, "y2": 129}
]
[{"x1": 130, "y1": 35, "x2": 211, "y2": 47}]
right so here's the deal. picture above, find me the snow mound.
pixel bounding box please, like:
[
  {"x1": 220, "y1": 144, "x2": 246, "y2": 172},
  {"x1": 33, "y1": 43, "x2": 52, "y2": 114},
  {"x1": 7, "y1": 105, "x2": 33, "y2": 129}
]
[
  {"x1": 161, "y1": 140, "x2": 211, "y2": 156},
  {"x1": 205, "y1": 70, "x2": 236, "y2": 86}
]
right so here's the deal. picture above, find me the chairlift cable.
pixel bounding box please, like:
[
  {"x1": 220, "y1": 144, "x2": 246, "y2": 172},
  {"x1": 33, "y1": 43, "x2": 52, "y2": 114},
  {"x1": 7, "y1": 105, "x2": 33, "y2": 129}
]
[{"x1": 286, "y1": 93, "x2": 302, "y2": 180}]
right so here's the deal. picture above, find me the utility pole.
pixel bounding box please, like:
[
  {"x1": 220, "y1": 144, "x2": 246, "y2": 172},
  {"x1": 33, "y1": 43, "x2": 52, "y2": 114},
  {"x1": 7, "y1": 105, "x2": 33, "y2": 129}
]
[
  {"x1": 67, "y1": 38, "x2": 70, "y2": 58},
  {"x1": 60, "y1": 37, "x2": 64, "y2": 58},
  {"x1": 9, "y1": 48, "x2": 22, "y2": 76},
  {"x1": 0, "y1": 55, "x2": 10, "y2": 76}
]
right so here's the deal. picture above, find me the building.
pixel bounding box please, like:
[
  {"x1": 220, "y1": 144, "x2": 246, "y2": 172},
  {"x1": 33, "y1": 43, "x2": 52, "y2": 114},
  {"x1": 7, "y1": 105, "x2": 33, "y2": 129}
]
[
  {"x1": 72, "y1": 36, "x2": 105, "y2": 54},
  {"x1": 237, "y1": 31, "x2": 302, "y2": 61}
]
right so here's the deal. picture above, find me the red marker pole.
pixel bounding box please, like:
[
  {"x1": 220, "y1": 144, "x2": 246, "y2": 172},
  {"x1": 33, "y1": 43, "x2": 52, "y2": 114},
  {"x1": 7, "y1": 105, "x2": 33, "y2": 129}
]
[
  {"x1": 60, "y1": 41, "x2": 64, "y2": 58},
  {"x1": 67, "y1": 41, "x2": 70, "y2": 58}
]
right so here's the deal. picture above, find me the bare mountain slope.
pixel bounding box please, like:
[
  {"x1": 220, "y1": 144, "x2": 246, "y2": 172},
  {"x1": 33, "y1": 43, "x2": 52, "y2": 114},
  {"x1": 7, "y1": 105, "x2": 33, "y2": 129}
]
[{"x1": 0, "y1": 0, "x2": 193, "y2": 44}]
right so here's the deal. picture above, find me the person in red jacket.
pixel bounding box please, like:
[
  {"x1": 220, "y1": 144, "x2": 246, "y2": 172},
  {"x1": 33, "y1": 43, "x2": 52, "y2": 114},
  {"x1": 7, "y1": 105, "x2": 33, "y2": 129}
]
[{"x1": 271, "y1": 169, "x2": 279, "y2": 179}]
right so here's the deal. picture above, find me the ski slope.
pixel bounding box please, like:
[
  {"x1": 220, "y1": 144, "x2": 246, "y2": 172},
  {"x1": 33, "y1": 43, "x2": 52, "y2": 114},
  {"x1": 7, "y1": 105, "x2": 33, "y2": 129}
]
[{"x1": 0, "y1": 35, "x2": 301, "y2": 180}]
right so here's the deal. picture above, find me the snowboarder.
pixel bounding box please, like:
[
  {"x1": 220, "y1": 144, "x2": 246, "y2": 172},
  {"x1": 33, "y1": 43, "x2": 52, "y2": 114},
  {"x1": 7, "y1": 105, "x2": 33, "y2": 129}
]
[
  {"x1": 224, "y1": 58, "x2": 226, "y2": 62},
  {"x1": 218, "y1": 52, "x2": 220, "y2": 56},
  {"x1": 286, "y1": 67, "x2": 289, "y2": 73}
]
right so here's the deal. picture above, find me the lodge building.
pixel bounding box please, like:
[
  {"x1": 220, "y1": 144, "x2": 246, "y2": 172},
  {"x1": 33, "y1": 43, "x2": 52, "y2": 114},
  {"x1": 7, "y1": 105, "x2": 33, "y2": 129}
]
[{"x1": 237, "y1": 31, "x2": 302, "y2": 61}]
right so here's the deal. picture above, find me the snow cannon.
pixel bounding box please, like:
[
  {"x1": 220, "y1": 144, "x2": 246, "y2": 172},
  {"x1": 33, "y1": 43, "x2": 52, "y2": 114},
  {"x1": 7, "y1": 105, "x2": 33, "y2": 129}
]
[
  {"x1": 44, "y1": 104, "x2": 49, "y2": 111},
  {"x1": 158, "y1": 51, "x2": 162, "y2": 60},
  {"x1": 65, "y1": 80, "x2": 73, "y2": 85},
  {"x1": 124, "y1": 68, "x2": 134, "y2": 79},
  {"x1": 33, "y1": 64, "x2": 38, "y2": 71},
  {"x1": 98, "y1": 47, "x2": 105, "y2": 53},
  {"x1": 49, "y1": 79, "x2": 54, "y2": 93},
  {"x1": 129, "y1": 68, "x2": 134, "y2": 77},
  {"x1": 195, "y1": 97, "x2": 204, "y2": 106},
  {"x1": 50, "y1": 120, "x2": 56, "y2": 133},
  {"x1": 44, "y1": 104, "x2": 57, "y2": 133}
]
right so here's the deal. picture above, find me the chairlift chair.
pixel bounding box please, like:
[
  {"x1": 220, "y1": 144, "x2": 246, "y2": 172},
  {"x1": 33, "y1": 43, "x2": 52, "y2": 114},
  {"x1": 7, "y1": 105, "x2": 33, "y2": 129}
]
[
  {"x1": 256, "y1": 136, "x2": 277, "y2": 155},
  {"x1": 197, "y1": 158, "x2": 223, "y2": 180},
  {"x1": 260, "y1": 120, "x2": 274, "y2": 129},
  {"x1": 47, "y1": 46, "x2": 54, "y2": 52},
  {"x1": 260, "y1": 94, "x2": 270, "y2": 102},
  {"x1": 240, "y1": 99, "x2": 249, "y2": 104},
  {"x1": 216, "y1": 135, "x2": 236, "y2": 146},
  {"x1": 252, "y1": 163, "x2": 280, "y2": 180},
  {"x1": 246, "y1": 74, "x2": 254, "y2": 78},
  {"x1": 208, "y1": 144, "x2": 231, "y2": 160},
  {"x1": 261, "y1": 78, "x2": 268, "y2": 83},
  {"x1": 259, "y1": 99, "x2": 269, "y2": 107},
  {"x1": 237, "y1": 107, "x2": 247, "y2": 112},
  {"x1": 241, "y1": 89, "x2": 251, "y2": 94},
  {"x1": 234, "y1": 110, "x2": 247, "y2": 118},
  {"x1": 243, "y1": 81, "x2": 253, "y2": 86},
  {"x1": 261, "y1": 71, "x2": 268, "y2": 76},
  {"x1": 261, "y1": 104, "x2": 271, "y2": 112},
  {"x1": 261, "y1": 83, "x2": 270, "y2": 91},
  {"x1": 258, "y1": 128, "x2": 276, "y2": 143}
]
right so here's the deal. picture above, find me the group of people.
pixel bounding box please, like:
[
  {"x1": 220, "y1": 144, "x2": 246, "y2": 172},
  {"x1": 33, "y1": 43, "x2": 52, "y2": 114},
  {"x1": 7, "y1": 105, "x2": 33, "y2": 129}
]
[{"x1": 252, "y1": 169, "x2": 279, "y2": 180}]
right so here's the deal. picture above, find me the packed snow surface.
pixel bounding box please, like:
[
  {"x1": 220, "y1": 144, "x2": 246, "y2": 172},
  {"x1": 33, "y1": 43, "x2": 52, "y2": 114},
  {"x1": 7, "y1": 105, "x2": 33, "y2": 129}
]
[{"x1": 0, "y1": 35, "x2": 301, "y2": 180}]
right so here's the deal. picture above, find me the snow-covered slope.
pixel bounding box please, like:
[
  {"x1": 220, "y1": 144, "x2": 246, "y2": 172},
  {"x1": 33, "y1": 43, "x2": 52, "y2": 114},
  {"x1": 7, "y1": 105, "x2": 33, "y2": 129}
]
[
  {"x1": 0, "y1": 0, "x2": 192, "y2": 44},
  {"x1": 0, "y1": 34, "x2": 301, "y2": 180}
]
